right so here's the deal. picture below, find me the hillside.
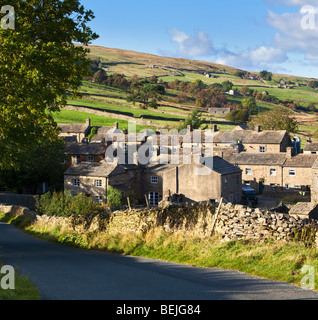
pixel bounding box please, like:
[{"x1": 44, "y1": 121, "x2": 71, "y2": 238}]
[{"x1": 53, "y1": 44, "x2": 318, "y2": 141}]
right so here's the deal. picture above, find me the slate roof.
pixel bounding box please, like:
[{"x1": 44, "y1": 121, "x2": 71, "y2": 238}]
[
  {"x1": 65, "y1": 143, "x2": 106, "y2": 155},
  {"x1": 304, "y1": 143, "x2": 318, "y2": 152},
  {"x1": 213, "y1": 129, "x2": 288, "y2": 144},
  {"x1": 64, "y1": 162, "x2": 117, "y2": 177},
  {"x1": 146, "y1": 156, "x2": 241, "y2": 175},
  {"x1": 58, "y1": 123, "x2": 90, "y2": 134},
  {"x1": 64, "y1": 161, "x2": 140, "y2": 177},
  {"x1": 223, "y1": 153, "x2": 287, "y2": 166},
  {"x1": 284, "y1": 154, "x2": 318, "y2": 167}
]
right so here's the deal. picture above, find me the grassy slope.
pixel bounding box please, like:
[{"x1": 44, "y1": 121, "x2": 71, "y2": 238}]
[{"x1": 54, "y1": 45, "x2": 318, "y2": 137}]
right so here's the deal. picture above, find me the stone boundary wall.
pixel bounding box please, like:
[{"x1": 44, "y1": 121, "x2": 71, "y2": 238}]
[
  {"x1": 0, "y1": 193, "x2": 38, "y2": 211},
  {"x1": 1, "y1": 202, "x2": 317, "y2": 245}
]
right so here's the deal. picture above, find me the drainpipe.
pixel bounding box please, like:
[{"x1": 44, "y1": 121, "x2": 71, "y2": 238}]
[{"x1": 176, "y1": 167, "x2": 179, "y2": 194}]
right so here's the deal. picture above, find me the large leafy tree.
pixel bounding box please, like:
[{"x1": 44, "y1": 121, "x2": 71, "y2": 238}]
[
  {"x1": 248, "y1": 107, "x2": 299, "y2": 133},
  {"x1": 0, "y1": 0, "x2": 98, "y2": 189}
]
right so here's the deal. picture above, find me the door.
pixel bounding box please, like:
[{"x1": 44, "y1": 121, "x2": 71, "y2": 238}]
[
  {"x1": 259, "y1": 181, "x2": 264, "y2": 195},
  {"x1": 148, "y1": 192, "x2": 159, "y2": 206}
]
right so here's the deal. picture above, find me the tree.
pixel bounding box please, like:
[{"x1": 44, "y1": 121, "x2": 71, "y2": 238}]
[
  {"x1": 242, "y1": 97, "x2": 258, "y2": 115},
  {"x1": 248, "y1": 107, "x2": 298, "y2": 133},
  {"x1": 259, "y1": 70, "x2": 272, "y2": 81},
  {"x1": 0, "y1": 1, "x2": 98, "y2": 179},
  {"x1": 178, "y1": 108, "x2": 206, "y2": 130},
  {"x1": 107, "y1": 186, "x2": 124, "y2": 210},
  {"x1": 221, "y1": 80, "x2": 233, "y2": 92},
  {"x1": 225, "y1": 108, "x2": 250, "y2": 124},
  {"x1": 127, "y1": 80, "x2": 165, "y2": 108},
  {"x1": 308, "y1": 80, "x2": 318, "y2": 89}
]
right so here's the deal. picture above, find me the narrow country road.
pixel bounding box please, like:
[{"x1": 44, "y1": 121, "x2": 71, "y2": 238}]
[{"x1": 1, "y1": 222, "x2": 318, "y2": 300}]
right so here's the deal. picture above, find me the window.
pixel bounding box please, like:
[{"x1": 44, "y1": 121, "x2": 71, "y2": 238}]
[
  {"x1": 294, "y1": 185, "x2": 301, "y2": 190},
  {"x1": 95, "y1": 179, "x2": 102, "y2": 188},
  {"x1": 148, "y1": 192, "x2": 159, "y2": 206},
  {"x1": 151, "y1": 176, "x2": 158, "y2": 184},
  {"x1": 244, "y1": 181, "x2": 251, "y2": 186},
  {"x1": 94, "y1": 196, "x2": 103, "y2": 204},
  {"x1": 270, "y1": 168, "x2": 277, "y2": 176},
  {"x1": 285, "y1": 184, "x2": 290, "y2": 190},
  {"x1": 76, "y1": 155, "x2": 81, "y2": 164},
  {"x1": 259, "y1": 146, "x2": 266, "y2": 153},
  {"x1": 289, "y1": 169, "x2": 296, "y2": 176},
  {"x1": 245, "y1": 168, "x2": 252, "y2": 175},
  {"x1": 87, "y1": 155, "x2": 94, "y2": 162},
  {"x1": 73, "y1": 179, "x2": 80, "y2": 187},
  {"x1": 270, "y1": 183, "x2": 276, "y2": 189}
]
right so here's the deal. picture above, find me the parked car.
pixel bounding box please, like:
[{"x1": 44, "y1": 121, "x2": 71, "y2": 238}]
[{"x1": 242, "y1": 186, "x2": 258, "y2": 205}]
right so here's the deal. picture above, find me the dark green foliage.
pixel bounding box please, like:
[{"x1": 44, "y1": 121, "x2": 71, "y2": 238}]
[
  {"x1": 107, "y1": 186, "x2": 124, "y2": 210},
  {"x1": 226, "y1": 108, "x2": 250, "y2": 124},
  {"x1": 259, "y1": 70, "x2": 273, "y2": 81},
  {"x1": 36, "y1": 191, "x2": 102, "y2": 217}
]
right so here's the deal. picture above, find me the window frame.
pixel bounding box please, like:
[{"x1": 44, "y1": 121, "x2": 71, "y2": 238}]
[{"x1": 150, "y1": 176, "x2": 159, "y2": 184}]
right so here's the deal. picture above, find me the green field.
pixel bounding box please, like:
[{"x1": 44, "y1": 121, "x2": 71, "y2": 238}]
[{"x1": 51, "y1": 45, "x2": 318, "y2": 137}]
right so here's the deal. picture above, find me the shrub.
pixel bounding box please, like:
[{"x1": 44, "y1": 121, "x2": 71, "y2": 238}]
[
  {"x1": 36, "y1": 191, "x2": 102, "y2": 217},
  {"x1": 107, "y1": 186, "x2": 124, "y2": 210}
]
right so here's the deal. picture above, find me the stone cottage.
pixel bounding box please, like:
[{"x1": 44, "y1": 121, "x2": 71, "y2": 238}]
[
  {"x1": 58, "y1": 118, "x2": 92, "y2": 143},
  {"x1": 64, "y1": 161, "x2": 142, "y2": 204},
  {"x1": 143, "y1": 156, "x2": 242, "y2": 205}
]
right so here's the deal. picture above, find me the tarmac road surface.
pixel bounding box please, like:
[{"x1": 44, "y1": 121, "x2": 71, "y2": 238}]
[{"x1": 0, "y1": 222, "x2": 318, "y2": 300}]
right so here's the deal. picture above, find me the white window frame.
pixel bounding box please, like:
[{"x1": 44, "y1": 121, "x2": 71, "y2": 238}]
[
  {"x1": 294, "y1": 185, "x2": 301, "y2": 190},
  {"x1": 289, "y1": 169, "x2": 296, "y2": 176},
  {"x1": 245, "y1": 168, "x2": 252, "y2": 175},
  {"x1": 73, "y1": 179, "x2": 80, "y2": 187},
  {"x1": 148, "y1": 192, "x2": 159, "y2": 206},
  {"x1": 151, "y1": 176, "x2": 158, "y2": 184},
  {"x1": 270, "y1": 168, "x2": 277, "y2": 176},
  {"x1": 285, "y1": 184, "x2": 290, "y2": 190},
  {"x1": 259, "y1": 146, "x2": 266, "y2": 153},
  {"x1": 95, "y1": 179, "x2": 102, "y2": 188}
]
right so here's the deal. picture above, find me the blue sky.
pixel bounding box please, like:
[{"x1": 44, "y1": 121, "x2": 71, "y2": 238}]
[{"x1": 81, "y1": 0, "x2": 318, "y2": 78}]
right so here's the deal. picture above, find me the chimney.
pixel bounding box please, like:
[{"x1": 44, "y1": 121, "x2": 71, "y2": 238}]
[
  {"x1": 86, "y1": 118, "x2": 91, "y2": 127},
  {"x1": 114, "y1": 122, "x2": 119, "y2": 129},
  {"x1": 256, "y1": 125, "x2": 261, "y2": 132},
  {"x1": 286, "y1": 147, "x2": 293, "y2": 159},
  {"x1": 212, "y1": 124, "x2": 218, "y2": 132}
]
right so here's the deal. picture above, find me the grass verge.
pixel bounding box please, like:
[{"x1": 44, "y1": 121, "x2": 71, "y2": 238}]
[
  {"x1": 2, "y1": 211, "x2": 318, "y2": 292},
  {"x1": 0, "y1": 259, "x2": 41, "y2": 300}
]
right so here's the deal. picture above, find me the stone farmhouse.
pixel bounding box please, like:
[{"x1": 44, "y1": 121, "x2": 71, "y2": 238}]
[
  {"x1": 64, "y1": 161, "x2": 141, "y2": 204},
  {"x1": 58, "y1": 118, "x2": 92, "y2": 143}
]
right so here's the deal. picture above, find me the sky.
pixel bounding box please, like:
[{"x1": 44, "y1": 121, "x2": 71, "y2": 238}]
[{"x1": 81, "y1": 0, "x2": 318, "y2": 78}]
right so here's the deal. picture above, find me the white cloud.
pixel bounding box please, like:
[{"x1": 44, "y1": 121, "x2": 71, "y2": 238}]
[
  {"x1": 267, "y1": 8, "x2": 318, "y2": 60},
  {"x1": 215, "y1": 46, "x2": 287, "y2": 71},
  {"x1": 166, "y1": 28, "x2": 215, "y2": 58}
]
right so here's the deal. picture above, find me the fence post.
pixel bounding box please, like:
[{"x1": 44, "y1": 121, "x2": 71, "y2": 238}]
[{"x1": 210, "y1": 197, "x2": 223, "y2": 237}]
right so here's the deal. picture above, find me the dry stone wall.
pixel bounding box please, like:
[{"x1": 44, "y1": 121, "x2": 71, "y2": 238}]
[{"x1": 1, "y1": 202, "x2": 317, "y2": 245}]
